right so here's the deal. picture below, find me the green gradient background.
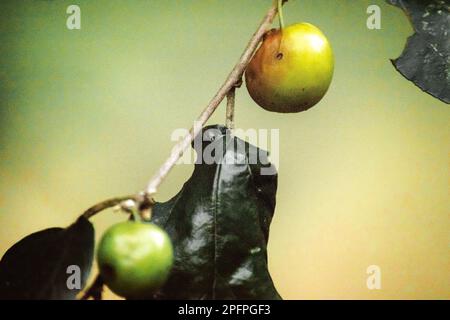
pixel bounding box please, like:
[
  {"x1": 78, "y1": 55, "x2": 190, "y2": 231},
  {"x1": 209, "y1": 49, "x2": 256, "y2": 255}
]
[{"x1": 0, "y1": 0, "x2": 448, "y2": 299}]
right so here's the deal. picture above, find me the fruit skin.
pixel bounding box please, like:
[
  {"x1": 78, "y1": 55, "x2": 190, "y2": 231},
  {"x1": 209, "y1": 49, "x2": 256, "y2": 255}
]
[
  {"x1": 96, "y1": 221, "x2": 173, "y2": 299},
  {"x1": 245, "y1": 23, "x2": 334, "y2": 113}
]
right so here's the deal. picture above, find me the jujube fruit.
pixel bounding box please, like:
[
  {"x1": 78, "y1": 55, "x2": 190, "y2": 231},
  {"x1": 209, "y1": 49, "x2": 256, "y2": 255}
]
[
  {"x1": 245, "y1": 23, "x2": 334, "y2": 113},
  {"x1": 96, "y1": 221, "x2": 173, "y2": 298}
]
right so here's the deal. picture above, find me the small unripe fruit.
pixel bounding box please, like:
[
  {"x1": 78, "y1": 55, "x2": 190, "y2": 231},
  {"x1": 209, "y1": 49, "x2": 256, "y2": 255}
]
[
  {"x1": 97, "y1": 221, "x2": 173, "y2": 299},
  {"x1": 245, "y1": 23, "x2": 334, "y2": 113}
]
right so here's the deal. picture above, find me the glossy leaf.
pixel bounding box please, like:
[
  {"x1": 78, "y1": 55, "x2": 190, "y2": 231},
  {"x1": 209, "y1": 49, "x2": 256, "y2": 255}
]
[
  {"x1": 150, "y1": 125, "x2": 281, "y2": 300},
  {"x1": 0, "y1": 217, "x2": 95, "y2": 300},
  {"x1": 387, "y1": 0, "x2": 450, "y2": 103}
]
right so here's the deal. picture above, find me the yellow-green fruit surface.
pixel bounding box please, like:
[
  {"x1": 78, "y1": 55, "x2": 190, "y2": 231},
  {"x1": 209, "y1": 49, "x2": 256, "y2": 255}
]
[
  {"x1": 97, "y1": 221, "x2": 173, "y2": 299},
  {"x1": 245, "y1": 23, "x2": 334, "y2": 113}
]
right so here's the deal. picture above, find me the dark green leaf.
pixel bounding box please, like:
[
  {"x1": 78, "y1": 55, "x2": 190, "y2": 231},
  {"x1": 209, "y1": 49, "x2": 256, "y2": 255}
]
[
  {"x1": 150, "y1": 125, "x2": 281, "y2": 300},
  {"x1": 387, "y1": 0, "x2": 450, "y2": 103},
  {"x1": 0, "y1": 217, "x2": 95, "y2": 300}
]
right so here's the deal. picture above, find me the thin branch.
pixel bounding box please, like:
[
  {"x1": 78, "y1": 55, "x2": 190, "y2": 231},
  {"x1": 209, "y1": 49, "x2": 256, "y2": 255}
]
[
  {"x1": 82, "y1": 195, "x2": 136, "y2": 219},
  {"x1": 144, "y1": 0, "x2": 286, "y2": 196}
]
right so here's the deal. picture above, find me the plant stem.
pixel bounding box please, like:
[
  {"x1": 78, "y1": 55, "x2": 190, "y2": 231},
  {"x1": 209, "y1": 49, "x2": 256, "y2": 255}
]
[
  {"x1": 144, "y1": 0, "x2": 286, "y2": 197},
  {"x1": 278, "y1": 0, "x2": 285, "y2": 29},
  {"x1": 82, "y1": 195, "x2": 136, "y2": 219}
]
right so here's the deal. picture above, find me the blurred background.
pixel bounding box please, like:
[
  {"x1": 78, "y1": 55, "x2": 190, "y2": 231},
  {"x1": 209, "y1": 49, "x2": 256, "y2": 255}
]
[{"x1": 0, "y1": 0, "x2": 448, "y2": 299}]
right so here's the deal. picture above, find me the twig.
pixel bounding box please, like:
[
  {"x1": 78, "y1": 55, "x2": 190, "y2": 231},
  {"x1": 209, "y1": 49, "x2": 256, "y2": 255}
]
[
  {"x1": 144, "y1": 0, "x2": 286, "y2": 196},
  {"x1": 82, "y1": 195, "x2": 136, "y2": 219}
]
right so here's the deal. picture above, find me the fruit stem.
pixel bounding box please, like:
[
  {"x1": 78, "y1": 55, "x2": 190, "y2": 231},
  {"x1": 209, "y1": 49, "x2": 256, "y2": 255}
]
[
  {"x1": 277, "y1": 0, "x2": 285, "y2": 30},
  {"x1": 121, "y1": 199, "x2": 143, "y2": 222}
]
